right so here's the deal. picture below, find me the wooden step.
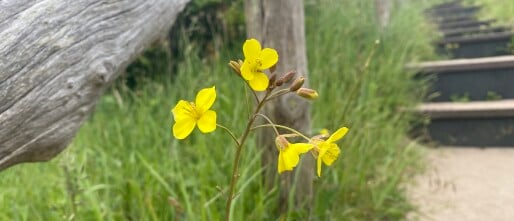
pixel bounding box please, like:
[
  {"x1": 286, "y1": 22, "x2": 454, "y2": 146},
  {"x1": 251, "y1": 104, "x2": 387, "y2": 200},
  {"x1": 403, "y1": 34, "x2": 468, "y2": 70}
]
[
  {"x1": 438, "y1": 19, "x2": 495, "y2": 31},
  {"x1": 408, "y1": 56, "x2": 514, "y2": 102},
  {"x1": 431, "y1": 14, "x2": 477, "y2": 24},
  {"x1": 437, "y1": 31, "x2": 513, "y2": 58},
  {"x1": 426, "y1": 1, "x2": 465, "y2": 14},
  {"x1": 414, "y1": 100, "x2": 514, "y2": 146},
  {"x1": 428, "y1": 5, "x2": 482, "y2": 18},
  {"x1": 426, "y1": 0, "x2": 462, "y2": 12},
  {"x1": 442, "y1": 26, "x2": 511, "y2": 38},
  {"x1": 417, "y1": 100, "x2": 514, "y2": 119}
]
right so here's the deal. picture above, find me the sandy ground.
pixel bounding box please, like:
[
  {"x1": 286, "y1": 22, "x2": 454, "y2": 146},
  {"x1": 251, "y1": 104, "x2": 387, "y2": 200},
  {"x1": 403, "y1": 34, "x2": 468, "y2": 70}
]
[{"x1": 407, "y1": 147, "x2": 514, "y2": 221}]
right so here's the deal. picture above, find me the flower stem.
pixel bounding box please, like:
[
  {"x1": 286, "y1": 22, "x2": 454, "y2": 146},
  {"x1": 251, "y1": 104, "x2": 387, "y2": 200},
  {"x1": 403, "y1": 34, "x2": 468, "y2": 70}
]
[
  {"x1": 255, "y1": 113, "x2": 280, "y2": 136},
  {"x1": 251, "y1": 124, "x2": 311, "y2": 141},
  {"x1": 265, "y1": 88, "x2": 291, "y2": 102},
  {"x1": 225, "y1": 90, "x2": 270, "y2": 221},
  {"x1": 217, "y1": 124, "x2": 240, "y2": 146}
]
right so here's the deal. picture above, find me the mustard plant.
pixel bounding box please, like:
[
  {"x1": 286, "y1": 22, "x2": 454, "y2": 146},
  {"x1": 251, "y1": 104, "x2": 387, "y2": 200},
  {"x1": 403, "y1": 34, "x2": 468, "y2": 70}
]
[{"x1": 171, "y1": 38, "x2": 349, "y2": 220}]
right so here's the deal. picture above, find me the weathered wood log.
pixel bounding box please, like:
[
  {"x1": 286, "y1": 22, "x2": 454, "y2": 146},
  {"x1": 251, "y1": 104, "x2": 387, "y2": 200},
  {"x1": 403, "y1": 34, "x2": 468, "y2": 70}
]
[{"x1": 0, "y1": 0, "x2": 189, "y2": 171}]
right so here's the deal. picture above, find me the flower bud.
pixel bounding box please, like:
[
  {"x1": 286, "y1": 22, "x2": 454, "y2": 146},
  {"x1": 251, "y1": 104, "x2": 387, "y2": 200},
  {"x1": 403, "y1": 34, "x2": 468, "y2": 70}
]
[
  {"x1": 268, "y1": 74, "x2": 277, "y2": 89},
  {"x1": 275, "y1": 135, "x2": 289, "y2": 151},
  {"x1": 289, "y1": 77, "x2": 305, "y2": 92},
  {"x1": 275, "y1": 79, "x2": 284, "y2": 87},
  {"x1": 228, "y1": 60, "x2": 242, "y2": 75},
  {"x1": 270, "y1": 64, "x2": 277, "y2": 73},
  {"x1": 280, "y1": 70, "x2": 296, "y2": 83},
  {"x1": 296, "y1": 88, "x2": 319, "y2": 100}
]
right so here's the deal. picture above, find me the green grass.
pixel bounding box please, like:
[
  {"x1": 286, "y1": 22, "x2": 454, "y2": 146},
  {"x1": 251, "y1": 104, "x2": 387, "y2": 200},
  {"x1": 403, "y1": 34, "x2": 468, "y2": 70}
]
[
  {"x1": 471, "y1": 0, "x2": 514, "y2": 23},
  {"x1": 0, "y1": 0, "x2": 442, "y2": 220}
]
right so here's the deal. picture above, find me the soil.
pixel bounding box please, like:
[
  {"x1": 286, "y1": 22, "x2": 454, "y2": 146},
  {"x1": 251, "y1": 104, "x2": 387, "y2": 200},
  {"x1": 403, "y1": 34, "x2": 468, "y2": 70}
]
[{"x1": 407, "y1": 147, "x2": 514, "y2": 221}]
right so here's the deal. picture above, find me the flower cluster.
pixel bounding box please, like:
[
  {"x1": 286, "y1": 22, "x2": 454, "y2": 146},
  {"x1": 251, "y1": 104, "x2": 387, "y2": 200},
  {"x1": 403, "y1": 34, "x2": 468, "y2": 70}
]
[
  {"x1": 274, "y1": 127, "x2": 348, "y2": 177},
  {"x1": 170, "y1": 38, "x2": 349, "y2": 219}
]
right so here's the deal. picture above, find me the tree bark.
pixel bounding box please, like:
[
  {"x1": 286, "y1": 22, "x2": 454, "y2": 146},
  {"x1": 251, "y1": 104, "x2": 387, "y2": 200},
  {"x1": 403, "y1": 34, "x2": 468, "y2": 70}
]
[
  {"x1": 376, "y1": 0, "x2": 391, "y2": 31},
  {"x1": 245, "y1": 0, "x2": 313, "y2": 214},
  {"x1": 0, "y1": 0, "x2": 189, "y2": 171}
]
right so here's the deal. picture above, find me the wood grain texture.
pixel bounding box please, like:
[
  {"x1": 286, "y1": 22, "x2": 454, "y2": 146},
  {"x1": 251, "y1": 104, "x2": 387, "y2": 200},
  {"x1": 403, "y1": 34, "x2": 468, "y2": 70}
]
[{"x1": 0, "y1": 0, "x2": 189, "y2": 170}]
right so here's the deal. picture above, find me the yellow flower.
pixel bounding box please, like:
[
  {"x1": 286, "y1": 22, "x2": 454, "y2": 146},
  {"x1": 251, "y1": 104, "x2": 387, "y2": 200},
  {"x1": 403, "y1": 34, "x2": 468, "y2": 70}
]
[
  {"x1": 276, "y1": 136, "x2": 313, "y2": 174},
  {"x1": 314, "y1": 127, "x2": 349, "y2": 177},
  {"x1": 172, "y1": 87, "x2": 217, "y2": 139},
  {"x1": 240, "y1": 39, "x2": 279, "y2": 91},
  {"x1": 319, "y1": 128, "x2": 330, "y2": 137}
]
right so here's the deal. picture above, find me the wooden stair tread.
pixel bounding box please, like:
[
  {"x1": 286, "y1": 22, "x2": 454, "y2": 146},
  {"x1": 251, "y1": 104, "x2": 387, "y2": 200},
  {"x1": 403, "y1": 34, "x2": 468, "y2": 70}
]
[
  {"x1": 426, "y1": 0, "x2": 462, "y2": 11},
  {"x1": 407, "y1": 55, "x2": 514, "y2": 73},
  {"x1": 439, "y1": 30, "x2": 513, "y2": 44},
  {"x1": 442, "y1": 26, "x2": 511, "y2": 37},
  {"x1": 416, "y1": 99, "x2": 514, "y2": 119},
  {"x1": 439, "y1": 18, "x2": 495, "y2": 27}
]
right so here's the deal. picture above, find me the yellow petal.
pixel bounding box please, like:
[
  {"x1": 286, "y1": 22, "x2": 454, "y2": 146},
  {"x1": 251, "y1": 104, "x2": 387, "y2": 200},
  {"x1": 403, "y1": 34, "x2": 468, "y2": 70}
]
[
  {"x1": 317, "y1": 144, "x2": 329, "y2": 177},
  {"x1": 172, "y1": 100, "x2": 193, "y2": 121},
  {"x1": 290, "y1": 143, "x2": 313, "y2": 154},
  {"x1": 243, "y1": 38, "x2": 261, "y2": 61},
  {"x1": 322, "y1": 144, "x2": 340, "y2": 166},
  {"x1": 278, "y1": 150, "x2": 288, "y2": 173},
  {"x1": 317, "y1": 155, "x2": 323, "y2": 177},
  {"x1": 197, "y1": 110, "x2": 216, "y2": 133},
  {"x1": 195, "y1": 86, "x2": 216, "y2": 112},
  {"x1": 240, "y1": 61, "x2": 255, "y2": 81},
  {"x1": 327, "y1": 127, "x2": 349, "y2": 143},
  {"x1": 278, "y1": 149, "x2": 299, "y2": 174},
  {"x1": 283, "y1": 148, "x2": 300, "y2": 170},
  {"x1": 320, "y1": 128, "x2": 330, "y2": 136},
  {"x1": 259, "y1": 48, "x2": 278, "y2": 69},
  {"x1": 173, "y1": 118, "x2": 196, "y2": 140},
  {"x1": 248, "y1": 72, "x2": 269, "y2": 91}
]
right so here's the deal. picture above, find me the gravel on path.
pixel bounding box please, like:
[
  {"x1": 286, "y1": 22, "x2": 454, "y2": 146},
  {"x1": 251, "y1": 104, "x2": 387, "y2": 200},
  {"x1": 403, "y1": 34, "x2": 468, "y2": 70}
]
[{"x1": 407, "y1": 147, "x2": 514, "y2": 221}]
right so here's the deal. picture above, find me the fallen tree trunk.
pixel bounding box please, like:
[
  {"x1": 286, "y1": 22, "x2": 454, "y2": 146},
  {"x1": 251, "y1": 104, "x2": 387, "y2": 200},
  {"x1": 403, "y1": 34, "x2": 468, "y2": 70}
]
[{"x1": 0, "y1": 0, "x2": 189, "y2": 171}]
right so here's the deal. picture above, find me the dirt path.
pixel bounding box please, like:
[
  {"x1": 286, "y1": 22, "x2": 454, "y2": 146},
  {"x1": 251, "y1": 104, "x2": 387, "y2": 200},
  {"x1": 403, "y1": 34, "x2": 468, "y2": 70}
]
[{"x1": 407, "y1": 147, "x2": 514, "y2": 221}]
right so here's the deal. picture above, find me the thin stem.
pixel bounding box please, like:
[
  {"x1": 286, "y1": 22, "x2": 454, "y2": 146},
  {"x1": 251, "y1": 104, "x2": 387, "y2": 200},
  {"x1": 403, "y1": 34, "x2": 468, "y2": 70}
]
[
  {"x1": 265, "y1": 88, "x2": 291, "y2": 102},
  {"x1": 225, "y1": 90, "x2": 270, "y2": 221},
  {"x1": 217, "y1": 124, "x2": 240, "y2": 146},
  {"x1": 252, "y1": 124, "x2": 311, "y2": 141},
  {"x1": 255, "y1": 113, "x2": 280, "y2": 136},
  {"x1": 241, "y1": 77, "x2": 259, "y2": 103},
  {"x1": 243, "y1": 85, "x2": 251, "y2": 118}
]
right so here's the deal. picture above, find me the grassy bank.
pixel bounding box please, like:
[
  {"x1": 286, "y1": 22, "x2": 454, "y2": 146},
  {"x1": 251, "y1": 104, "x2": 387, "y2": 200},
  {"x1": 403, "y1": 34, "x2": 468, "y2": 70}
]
[
  {"x1": 0, "y1": 0, "x2": 438, "y2": 220},
  {"x1": 472, "y1": 0, "x2": 514, "y2": 22}
]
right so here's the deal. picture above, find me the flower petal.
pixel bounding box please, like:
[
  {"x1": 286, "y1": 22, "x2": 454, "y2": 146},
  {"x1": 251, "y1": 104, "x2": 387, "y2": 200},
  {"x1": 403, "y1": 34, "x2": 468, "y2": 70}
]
[
  {"x1": 173, "y1": 118, "x2": 196, "y2": 140},
  {"x1": 248, "y1": 72, "x2": 269, "y2": 91},
  {"x1": 278, "y1": 151, "x2": 288, "y2": 173},
  {"x1": 278, "y1": 148, "x2": 299, "y2": 173},
  {"x1": 317, "y1": 144, "x2": 329, "y2": 177},
  {"x1": 240, "y1": 61, "x2": 255, "y2": 81},
  {"x1": 327, "y1": 127, "x2": 349, "y2": 143},
  {"x1": 195, "y1": 86, "x2": 216, "y2": 112},
  {"x1": 197, "y1": 110, "x2": 216, "y2": 133},
  {"x1": 259, "y1": 48, "x2": 279, "y2": 69},
  {"x1": 290, "y1": 143, "x2": 313, "y2": 154},
  {"x1": 172, "y1": 100, "x2": 193, "y2": 121},
  {"x1": 243, "y1": 39, "x2": 261, "y2": 61},
  {"x1": 322, "y1": 144, "x2": 340, "y2": 166}
]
